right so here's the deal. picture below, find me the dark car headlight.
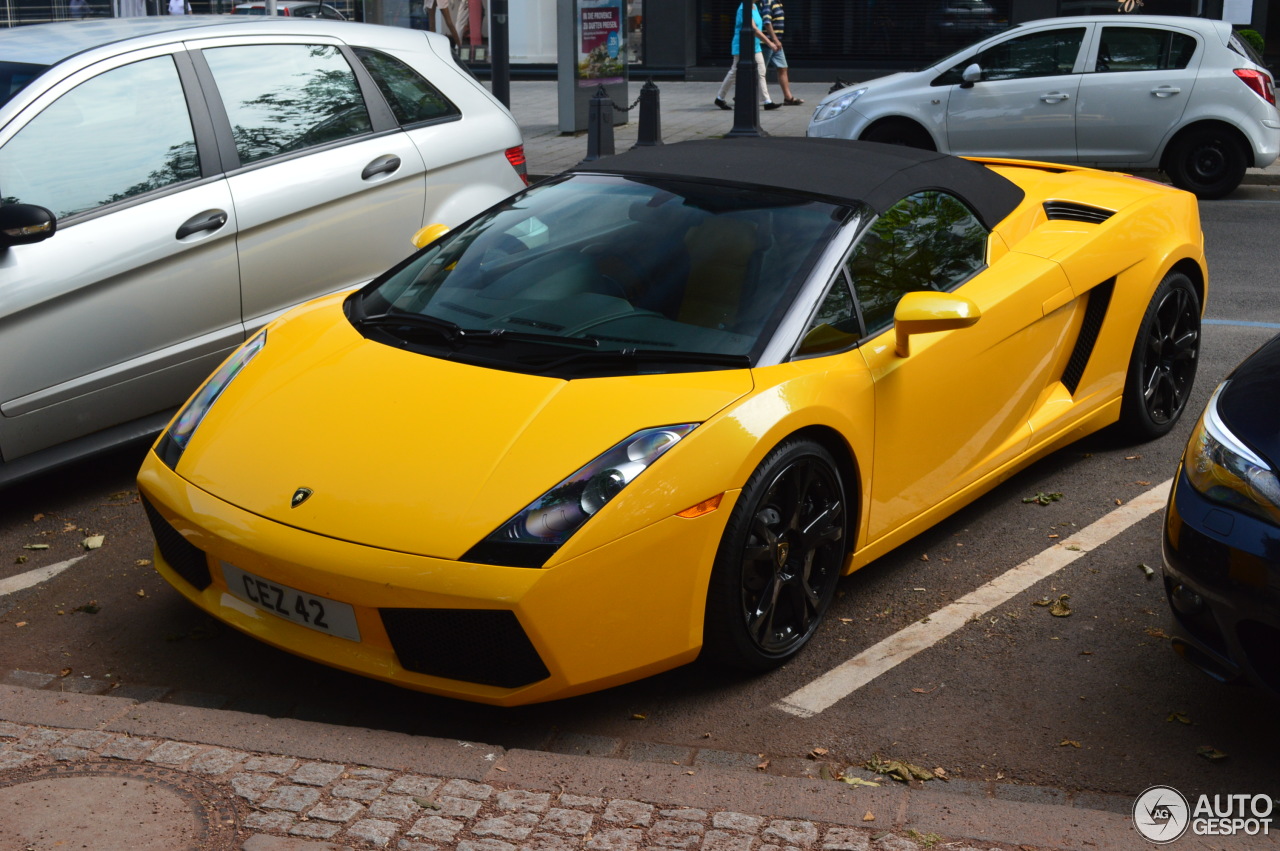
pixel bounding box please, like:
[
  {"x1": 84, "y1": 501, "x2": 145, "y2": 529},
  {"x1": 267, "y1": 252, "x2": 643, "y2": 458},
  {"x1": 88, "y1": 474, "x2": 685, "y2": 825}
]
[
  {"x1": 1184, "y1": 380, "x2": 1280, "y2": 526},
  {"x1": 463, "y1": 424, "x2": 699, "y2": 567},
  {"x1": 156, "y1": 329, "x2": 267, "y2": 469}
]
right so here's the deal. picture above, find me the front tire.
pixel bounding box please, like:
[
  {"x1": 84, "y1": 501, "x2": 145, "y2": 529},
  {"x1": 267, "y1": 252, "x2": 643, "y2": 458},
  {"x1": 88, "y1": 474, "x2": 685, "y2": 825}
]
[
  {"x1": 1165, "y1": 128, "x2": 1247, "y2": 199},
  {"x1": 1119, "y1": 271, "x2": 1201, "y2": 441},
  {"x1": 702, "y1": 439, "x2": 849, "y2": 672}
]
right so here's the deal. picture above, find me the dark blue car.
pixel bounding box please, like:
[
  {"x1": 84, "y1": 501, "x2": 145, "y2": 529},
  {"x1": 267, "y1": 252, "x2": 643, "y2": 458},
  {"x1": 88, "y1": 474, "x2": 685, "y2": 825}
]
[{"x1": 1163, "y1": 332, "x2": 1280, "y2": 698}]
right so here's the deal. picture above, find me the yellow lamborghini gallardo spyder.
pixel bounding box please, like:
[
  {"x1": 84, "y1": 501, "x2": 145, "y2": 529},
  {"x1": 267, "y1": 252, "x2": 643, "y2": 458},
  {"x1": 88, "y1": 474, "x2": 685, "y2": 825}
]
[{"x1": 138, "y1": 138, "x2": 1207, "y2": 705}]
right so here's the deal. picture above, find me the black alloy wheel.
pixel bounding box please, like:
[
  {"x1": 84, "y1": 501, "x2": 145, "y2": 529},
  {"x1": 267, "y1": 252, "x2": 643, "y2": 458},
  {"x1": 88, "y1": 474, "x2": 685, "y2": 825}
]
[
  {"x1": 1120, "y1": 271, "x2": 1201, "y2": 441},
  {"x1": 1166, "y1": 128, "x2": 1246, "y2": 199},
  {"x1": 703, "y1": 439, "x2": 849, "y2": 672}
]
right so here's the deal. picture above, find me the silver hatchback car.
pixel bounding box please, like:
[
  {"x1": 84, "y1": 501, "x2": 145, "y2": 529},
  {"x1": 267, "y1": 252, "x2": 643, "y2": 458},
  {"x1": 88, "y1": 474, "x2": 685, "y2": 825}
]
[
  {"x1": 808, "y1": 15, "x2": 1280, "y2": 199},
  {"x1": 0, "y1": 17, "x2": 527, "y2": 485}
]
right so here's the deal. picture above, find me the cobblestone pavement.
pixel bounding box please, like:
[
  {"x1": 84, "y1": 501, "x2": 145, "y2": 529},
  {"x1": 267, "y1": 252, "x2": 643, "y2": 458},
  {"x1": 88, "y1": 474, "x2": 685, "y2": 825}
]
[{"x1": 0, "y1": 719, "x2": 1025, "y2": 851}]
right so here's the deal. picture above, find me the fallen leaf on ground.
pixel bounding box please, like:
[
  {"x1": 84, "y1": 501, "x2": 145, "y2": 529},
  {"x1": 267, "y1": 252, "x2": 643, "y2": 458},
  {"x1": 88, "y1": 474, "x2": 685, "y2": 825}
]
[
  {"x1": 58, "y1": 668, "x2": 71, "y2": 678},
  {"x1": 414, "y1": 797, "x2": 440, "y2": 810},
  {"x1": 136, "y1": 559, "x2": 152, "y2": 566},
  {"x1": 630, "y1": 714, "x2": 646, "y2": 720},
  {"x1": 32, "y1": 513, "x2": 44, "y2": 522},
  {"x1": 82, "y1": 535, "x2": 104, "y2": 550},
  {"x1": 1049, "y1": 595, "x2": 1072, "y2": 617},
  {"x1": 22, "y1": 543, "x2": 49, "y2": 550},
  {"x1": 758, "y1": 759, "x2": 771, "y2": 771},
  {"x1": 1140, "y1": 564, "x2": 1155, "y2": 579},
  {"x1": 1023, "y1": 492, "x2": 1064, "y2": 506},
  {"x1": 72, "y1": 602, "x2": 100, "y2": 614},
  {"x1": 15, "y1": 622, "x2": 26, "y2": 628},
  {"x1": 809, "y1": 747, "x2": 828, "y2": 758},
  {"x1": 136, "y1": 590, "x2": 147, "y2": 598},
  {"x1": 1060, "y1": 739, "x2": 1082, "y2": 748},
  {"x1": 841, "y1": 776, "x2": 880, "y2": 787},
  {"x1": 15, "y1": 556, "x2": 26, "y2": 565},
  {"x1": 1145, "y1": 626, "x2": 1170, "y2": 640},
  {"x1": 1167, "y1": 712, "x2": 1192, "y2": 724},
  {"x1": 1197, "y1": 746, "x2": 1228, "y2": 761},
  {"x1": 863, "y1": 812, "x2": 876, "y2": 822}
]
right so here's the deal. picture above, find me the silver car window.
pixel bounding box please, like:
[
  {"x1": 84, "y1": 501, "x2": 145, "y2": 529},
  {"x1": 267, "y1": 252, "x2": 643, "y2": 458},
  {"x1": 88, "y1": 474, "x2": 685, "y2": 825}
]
[
  {"x1": 935, "y1": 27, "x2": 1086, "y2": 84},
  {"x1": 0, "y1": 55, "x2": 199, "y2": 219},
  {"x1": 1094, "y1": 27, "x2": 1196, "y2": 73},
  {"x1": 354, "y1": 48, "x2": 460, "y2": 125},
  {"x1": 202, "y1": 43, "x2": 372, "y2": 166}
]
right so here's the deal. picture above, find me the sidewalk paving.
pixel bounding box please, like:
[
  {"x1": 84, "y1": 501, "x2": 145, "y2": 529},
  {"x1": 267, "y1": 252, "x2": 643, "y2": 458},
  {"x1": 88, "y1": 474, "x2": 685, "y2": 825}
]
[
  {"x1": 0, "y1": 682, "x2": 1186, "y2": 851},
  {"x1": 504, "y1": 79, "x2": 1280, "y2": 188}
]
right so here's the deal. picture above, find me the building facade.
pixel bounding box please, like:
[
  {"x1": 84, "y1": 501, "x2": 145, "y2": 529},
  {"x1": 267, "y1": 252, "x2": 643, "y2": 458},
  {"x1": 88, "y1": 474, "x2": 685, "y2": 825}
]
[{"x1": 4, "y1": 0, "x2": 1276, "y2": 74}]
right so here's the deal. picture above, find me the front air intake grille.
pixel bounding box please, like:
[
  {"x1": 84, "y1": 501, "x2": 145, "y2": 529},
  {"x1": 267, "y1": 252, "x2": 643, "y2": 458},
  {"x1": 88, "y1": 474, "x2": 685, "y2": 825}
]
[
  {"x1": 1061, "y1": 278, "x2": 1115, "y2": 395},
  {"x1": 1043, "y1": 201, "x2": 1115, "y2": 224},
  {"x1": 141, "y1": 496, "x2": 212, "y2": 591},
  {"x1": 380, "y1": 608, "x2": 551, "y2": 688}
]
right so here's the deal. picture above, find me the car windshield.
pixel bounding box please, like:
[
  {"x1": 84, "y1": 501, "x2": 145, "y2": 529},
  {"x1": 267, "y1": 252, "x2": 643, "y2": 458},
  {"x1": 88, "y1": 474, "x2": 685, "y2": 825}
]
[
  {"x1": 0, "y1": 61, "x2": 48, "y2": 109},
  {"x1": 353, "y1": 173, "x2": 853, "y2": 377}
]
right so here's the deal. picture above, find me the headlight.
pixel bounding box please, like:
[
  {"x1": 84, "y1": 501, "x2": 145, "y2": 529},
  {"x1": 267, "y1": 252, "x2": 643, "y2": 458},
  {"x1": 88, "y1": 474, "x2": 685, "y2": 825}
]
[
  {"x1": 155, "y1": 329, "x2": 267, "y2": 470},
  {"x1": 812, "y1": 88, "x2": 867, "y2": 123},
  {"x1": 1184, "y1": 380, "x2": 1280, "y2": 526},
  {"x1": 462, "y1": 424, "x2": 699, "y2": 567}
]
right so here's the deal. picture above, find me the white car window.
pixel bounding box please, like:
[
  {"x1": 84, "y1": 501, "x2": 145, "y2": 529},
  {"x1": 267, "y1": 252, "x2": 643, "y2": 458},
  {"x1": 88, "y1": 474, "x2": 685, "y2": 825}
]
[
  {"x1": 0, "y1": 56, "x2": 199, "y2": 219},
  {"x1": 935, "y1": 27, "x2": 1087, "y2": 84},
  {"x1": 202, "y1": 43, "x2": 372, "y2": 165},
  {"x1": 1094, "y1": 27, "x2": 1196, "y2": 73}
]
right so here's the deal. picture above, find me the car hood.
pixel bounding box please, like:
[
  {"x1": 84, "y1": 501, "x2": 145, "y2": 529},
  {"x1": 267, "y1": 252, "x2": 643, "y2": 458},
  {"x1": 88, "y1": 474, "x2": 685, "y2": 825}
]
[
  {"x1": 816, "y1": 71, "x2": 915, "y2": 107},
  {"x1": 176, "y1": 295, "x2": 754, "y2": 559},
  {"x1": 1219, "y1": 333, "x2": 1280, "y2": 467}
]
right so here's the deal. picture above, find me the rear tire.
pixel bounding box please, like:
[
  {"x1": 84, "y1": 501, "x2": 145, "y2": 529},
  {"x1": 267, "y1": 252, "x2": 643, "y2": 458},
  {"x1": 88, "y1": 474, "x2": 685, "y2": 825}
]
[
  {"x1": 1119, "y1": 271, "x2": 1201, "y2": 441},
  {"x1": 1165, "y1": 128, "x2": 1247, "y2": 199},
  {"x1": 702, "y1": 439, "x2": 849, "y2": 672},
  {"x1": 861, "y1": 120, "x2": 935, "y2": 151}
]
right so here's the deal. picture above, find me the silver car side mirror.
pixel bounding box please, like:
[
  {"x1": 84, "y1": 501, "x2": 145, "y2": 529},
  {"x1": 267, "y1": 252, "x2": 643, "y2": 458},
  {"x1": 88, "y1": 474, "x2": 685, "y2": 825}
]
[{"x1": 960, "y1": 63, "x2": 982, "y2": 89}]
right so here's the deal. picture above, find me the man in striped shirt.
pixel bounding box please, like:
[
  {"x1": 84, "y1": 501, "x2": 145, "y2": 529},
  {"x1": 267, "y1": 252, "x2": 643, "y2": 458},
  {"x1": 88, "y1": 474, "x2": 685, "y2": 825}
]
[{"x1": 762, "y1": 0, "x2": 803, "y2": 105}]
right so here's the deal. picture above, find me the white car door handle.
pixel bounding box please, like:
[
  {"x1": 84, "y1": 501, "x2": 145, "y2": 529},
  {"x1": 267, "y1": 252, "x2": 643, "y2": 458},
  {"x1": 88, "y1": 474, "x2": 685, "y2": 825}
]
[
  {"x1": 1040, "y1": 92, "x2": 1071, "y2": 103},
  {"x1": 361, "y1": 155, "x2": 402, "y2": 181},
  {"x1": 1152, "y1": 86, "x2": 1182, "y2": 97}
]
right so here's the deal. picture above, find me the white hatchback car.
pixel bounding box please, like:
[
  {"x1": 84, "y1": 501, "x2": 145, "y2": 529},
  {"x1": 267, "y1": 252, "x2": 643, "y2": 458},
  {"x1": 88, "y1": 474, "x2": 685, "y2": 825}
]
[
  {"x1": 808, "y1": 15, "x2": 1280, "y2": 199},
  {"x1": 0, "y1": 17, "x2": 527, "y2": 485}
]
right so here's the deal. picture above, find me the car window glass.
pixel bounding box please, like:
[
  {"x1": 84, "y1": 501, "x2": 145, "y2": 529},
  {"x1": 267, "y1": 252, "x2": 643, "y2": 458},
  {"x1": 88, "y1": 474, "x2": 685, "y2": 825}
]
[
  {"x1": 354, "y1": 48, "x2": 460, "y2": 125},
  {"x1": 849, "y1": 191, "x2": 987, "y2": 336},
  {"x1": 0, "y1": 55, "x2": 199, "y2": 219},
  {"x1": 203, "y1": 43, "x2": 372, "y2": 165},
  {"x1": 1094, "y1": 27, "x2": 1196, "y2": 72},
  {"x1": 935, "y1": 27, "x2": 1086, "y2": 84},
  {"x1": 0, "y1": 61, "x2": 48, "y2": 109},
  {"x1": 797, "y1": 272, "x2": 861, "y2": 356}
]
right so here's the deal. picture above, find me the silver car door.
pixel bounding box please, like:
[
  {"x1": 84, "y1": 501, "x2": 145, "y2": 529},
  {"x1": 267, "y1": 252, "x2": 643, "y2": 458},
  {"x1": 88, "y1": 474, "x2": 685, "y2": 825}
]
[
  {"x1": 1076, "y1": 24, "x2": 1202, "y2": 165},
  {"x1": 944, "y1": 25, "x2": 1089, "y2": 162},
  {"x1": 0, "y1": 46, "x2": 241, "y2": 463},
  {"x1": 190, "y1": 36, "x2": 428, "y2": 330}
]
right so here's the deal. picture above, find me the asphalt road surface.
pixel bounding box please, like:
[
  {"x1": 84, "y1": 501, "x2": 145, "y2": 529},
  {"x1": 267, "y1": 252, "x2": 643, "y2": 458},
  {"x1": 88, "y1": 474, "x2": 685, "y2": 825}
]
[{"x1": 3, "y1": 190, "x2": 1279, "y2": 806}]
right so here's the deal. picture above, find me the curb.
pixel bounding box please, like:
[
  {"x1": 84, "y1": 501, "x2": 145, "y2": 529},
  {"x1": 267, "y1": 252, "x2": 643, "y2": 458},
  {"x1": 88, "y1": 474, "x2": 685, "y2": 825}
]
[{"x1": 0, "y1": 682, "x2": 1179, "y2": 851}]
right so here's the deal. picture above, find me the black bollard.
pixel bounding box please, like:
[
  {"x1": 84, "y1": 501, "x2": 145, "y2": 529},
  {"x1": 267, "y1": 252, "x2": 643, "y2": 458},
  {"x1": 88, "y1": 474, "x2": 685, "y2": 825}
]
[
  {"x1": 632, "y1": 79, "x2": 662, "y2": 148},
  {"x1": 583, "y1": 85, "x2": 615, "y2": 162},
  {"x1": 726, "y1": 1, "x2": 763, "y2": 138}
]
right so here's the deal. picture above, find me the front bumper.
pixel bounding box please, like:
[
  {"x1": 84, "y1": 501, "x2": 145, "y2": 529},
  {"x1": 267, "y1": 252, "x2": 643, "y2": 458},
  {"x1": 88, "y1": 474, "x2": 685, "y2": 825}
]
[
  {"x1": 1161, "y1": 464, "x2": 1280, "y2": 699},
  {"x1": 138, "y1": 450, "x2": 739, "y2": 706}
]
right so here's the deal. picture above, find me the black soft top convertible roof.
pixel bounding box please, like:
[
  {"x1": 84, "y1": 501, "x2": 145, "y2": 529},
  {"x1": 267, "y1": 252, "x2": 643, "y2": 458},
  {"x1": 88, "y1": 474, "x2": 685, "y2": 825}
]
[{"x1": 571, "y1": 137, "x2": 1026, "y2": 230}]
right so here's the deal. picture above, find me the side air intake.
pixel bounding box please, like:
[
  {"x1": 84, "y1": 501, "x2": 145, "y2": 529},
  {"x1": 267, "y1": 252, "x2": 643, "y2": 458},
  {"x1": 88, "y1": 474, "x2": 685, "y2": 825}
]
[
  {"x1": 1043, "y1": 201, "x2": 1114, "y2": 224},
  {"x1": 1061, "y1": 278, "x2": 1115, "y2": 395}
]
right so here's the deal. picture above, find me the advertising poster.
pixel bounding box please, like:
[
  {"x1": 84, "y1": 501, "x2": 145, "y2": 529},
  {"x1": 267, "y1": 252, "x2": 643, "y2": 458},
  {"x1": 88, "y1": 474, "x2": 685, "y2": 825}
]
[{"x1": 578, "y1": 0, "x2": 625, "y2": 86}]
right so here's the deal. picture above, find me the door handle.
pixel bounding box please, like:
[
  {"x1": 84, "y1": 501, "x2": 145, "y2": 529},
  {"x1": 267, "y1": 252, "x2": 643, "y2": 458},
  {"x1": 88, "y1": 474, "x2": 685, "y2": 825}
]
[
  {"x1": 362, "y1": 155, "x2": 402, "y2": 180},
  {"x1": 176, "y1": 209, "x2": 228, "y2": 240},
  {"x1": 1040, "y1": 92, "x2": 1071, "y2": 104},
  {"x1": 1151, "y1": 86, "x2": 1182, "y2": 97}
]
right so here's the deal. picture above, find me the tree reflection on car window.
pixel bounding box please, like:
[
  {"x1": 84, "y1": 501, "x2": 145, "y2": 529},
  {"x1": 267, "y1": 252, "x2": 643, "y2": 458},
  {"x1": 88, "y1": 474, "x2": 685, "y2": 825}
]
[
  {"x1": 848, "y1": 191, "x2": 987, "y2": 336},
  {"x1": 0, "y1": 56, "x2": 199, "y2": 218},
  {"x1": 203, "y1": 44, "x2": 372, "y2": 165}
]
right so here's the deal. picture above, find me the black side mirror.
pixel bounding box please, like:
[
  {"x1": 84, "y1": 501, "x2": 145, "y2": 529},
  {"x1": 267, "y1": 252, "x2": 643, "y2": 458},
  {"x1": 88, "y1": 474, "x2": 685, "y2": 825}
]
[{"x1": 0, "y1": 203, "x2": 57, "y2": 247}]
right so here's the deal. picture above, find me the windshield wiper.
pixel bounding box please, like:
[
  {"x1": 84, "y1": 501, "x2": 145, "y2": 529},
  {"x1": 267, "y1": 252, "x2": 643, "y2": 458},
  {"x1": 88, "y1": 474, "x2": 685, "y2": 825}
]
[
  {"x1": 536, "y1": 348, "x2": 752, "y2": 371},
  {"x1": 355, "y1": 310, "x2": 465, "y2": 341},
  {"x1": 470, "y1": 329, "x2": 600, "y2": 349}
]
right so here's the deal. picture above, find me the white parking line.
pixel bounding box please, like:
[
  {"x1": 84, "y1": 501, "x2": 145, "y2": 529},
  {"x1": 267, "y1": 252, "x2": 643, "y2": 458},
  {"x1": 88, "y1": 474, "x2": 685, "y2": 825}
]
[
  {"x1": 0, "y1": 556, "x2": 86, "y2": 597},
  {"x1": 774, "y1": 478, "x2": 1174, "y2": 718}
]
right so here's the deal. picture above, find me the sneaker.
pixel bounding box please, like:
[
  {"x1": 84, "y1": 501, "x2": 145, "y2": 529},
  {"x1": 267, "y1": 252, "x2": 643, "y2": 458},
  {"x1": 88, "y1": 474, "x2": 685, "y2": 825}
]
[
  {"x1": 714, "y1": 98, "x2": 731, "y2": 111},
  {"x1": 763, "y1": 102, "x2": 781, "y2": 110}
]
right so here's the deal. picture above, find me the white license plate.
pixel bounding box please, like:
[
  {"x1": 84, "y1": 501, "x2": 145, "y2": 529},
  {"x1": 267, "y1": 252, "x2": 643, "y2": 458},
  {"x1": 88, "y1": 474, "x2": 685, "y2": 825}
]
[{"x1": 221, "y1": 562, "x2": 361, "y2": 642}]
